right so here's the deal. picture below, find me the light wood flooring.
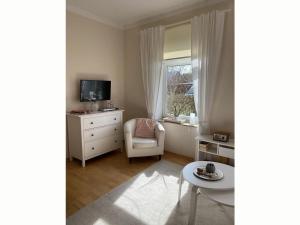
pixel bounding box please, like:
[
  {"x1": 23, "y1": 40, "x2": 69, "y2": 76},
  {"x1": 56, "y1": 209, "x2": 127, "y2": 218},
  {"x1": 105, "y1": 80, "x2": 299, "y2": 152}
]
[{"x1": 66, "y1": 150, "x2": 193, "y2": 217}]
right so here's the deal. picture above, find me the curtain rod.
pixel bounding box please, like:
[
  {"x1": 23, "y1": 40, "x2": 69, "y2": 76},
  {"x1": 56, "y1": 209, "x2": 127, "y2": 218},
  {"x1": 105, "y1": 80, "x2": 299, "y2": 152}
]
[
  {"x1": 165, "y1": 9, "x2": 232, "y2": 29},
  {"x1": 165, "y1": 20, "x2": 191, "y2": 29}
]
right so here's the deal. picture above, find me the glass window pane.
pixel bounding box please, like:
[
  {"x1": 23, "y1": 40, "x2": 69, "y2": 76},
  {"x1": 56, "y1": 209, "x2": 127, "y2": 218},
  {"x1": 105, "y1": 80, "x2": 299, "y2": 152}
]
[{"x1": 165, "y1": 62, "x2": 196, "y2": 117}]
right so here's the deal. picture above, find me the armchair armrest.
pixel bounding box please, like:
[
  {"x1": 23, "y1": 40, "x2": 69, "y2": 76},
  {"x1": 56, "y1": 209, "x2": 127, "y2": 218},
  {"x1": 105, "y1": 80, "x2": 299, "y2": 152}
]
[
  {"x1": 124, "y1": 119, "x2": 136, "y2": 133},
  {"x1": 155, "y1": 122, "x2": 165, "y2": 147},
  {"x1": 124, "y1": 131, "x2": 133, "y2": 154},
  {"x1": 124, "y1": 119, "x2": 136, "y2": 155}
]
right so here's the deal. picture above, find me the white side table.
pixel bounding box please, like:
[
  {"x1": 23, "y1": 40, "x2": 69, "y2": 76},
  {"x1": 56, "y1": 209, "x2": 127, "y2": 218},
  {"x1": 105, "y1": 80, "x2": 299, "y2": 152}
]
[
  {"x1": 178, "y1": 161, "x2": 234, "y2": 225},
  {"x1": 194, "y1": 135, "x2": 235, "y2": 161}
]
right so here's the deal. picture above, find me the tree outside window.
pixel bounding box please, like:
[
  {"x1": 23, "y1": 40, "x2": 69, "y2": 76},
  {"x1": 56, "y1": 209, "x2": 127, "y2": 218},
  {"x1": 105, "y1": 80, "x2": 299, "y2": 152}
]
[{"x1": 164, "y1": 58, "x2": 196, "y2": 118}]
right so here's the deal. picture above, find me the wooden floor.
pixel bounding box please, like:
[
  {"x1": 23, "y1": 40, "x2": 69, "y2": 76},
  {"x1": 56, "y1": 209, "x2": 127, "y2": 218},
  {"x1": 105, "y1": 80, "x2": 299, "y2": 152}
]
[{"x1": 66, "y1": 150, "x2": 193, "y2": 217}]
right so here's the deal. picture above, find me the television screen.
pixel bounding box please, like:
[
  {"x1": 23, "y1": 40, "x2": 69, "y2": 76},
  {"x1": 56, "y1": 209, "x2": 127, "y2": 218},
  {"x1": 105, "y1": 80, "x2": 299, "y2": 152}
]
[{"x1": 80, "y1": 80, "x2": 111, "y2": 102}]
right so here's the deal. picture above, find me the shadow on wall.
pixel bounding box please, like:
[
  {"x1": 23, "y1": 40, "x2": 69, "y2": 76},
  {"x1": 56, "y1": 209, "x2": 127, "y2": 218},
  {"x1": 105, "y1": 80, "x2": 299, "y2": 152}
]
[{"x1": 124, "y1": 102, "x2": 148, "y2": 122}]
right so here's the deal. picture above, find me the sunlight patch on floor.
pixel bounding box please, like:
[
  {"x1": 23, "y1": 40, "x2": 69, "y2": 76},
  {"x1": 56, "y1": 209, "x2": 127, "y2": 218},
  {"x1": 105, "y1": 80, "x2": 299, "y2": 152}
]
[
  {"x1": 93, "y1": 218, "x2": 110, "y2": 225},
  {"x1": 112, "y1": 171, "x2": 190, "y2": 225}
]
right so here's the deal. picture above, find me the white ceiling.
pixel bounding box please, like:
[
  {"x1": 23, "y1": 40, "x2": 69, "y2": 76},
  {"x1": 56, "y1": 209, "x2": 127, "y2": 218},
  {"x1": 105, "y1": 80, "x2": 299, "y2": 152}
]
[{"x1": 67, "y1": 0, "x2": 213, "y2": 29}]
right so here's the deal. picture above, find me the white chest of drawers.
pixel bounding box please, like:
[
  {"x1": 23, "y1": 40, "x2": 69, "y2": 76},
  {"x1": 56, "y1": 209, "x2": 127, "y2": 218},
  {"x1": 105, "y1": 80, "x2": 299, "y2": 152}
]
[{"x1": 67, "y1": 110, "x2": 124, "y2": 167}]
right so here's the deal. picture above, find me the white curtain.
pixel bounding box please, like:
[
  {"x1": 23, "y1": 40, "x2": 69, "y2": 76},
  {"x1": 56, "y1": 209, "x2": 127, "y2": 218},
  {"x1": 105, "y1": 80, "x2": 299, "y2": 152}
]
[
  {"x1": 192, "y1": 10, "x2": 225, "y2": 134},
  {"x1": 140, "y1": 26, "x2": 165, "y2": 120}
]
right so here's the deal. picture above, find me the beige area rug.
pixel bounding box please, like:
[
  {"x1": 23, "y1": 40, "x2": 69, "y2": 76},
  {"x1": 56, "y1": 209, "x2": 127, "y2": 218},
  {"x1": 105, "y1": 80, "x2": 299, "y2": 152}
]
[{"x1": 67, "y1": 160, "x2": 234, "y2": 225}]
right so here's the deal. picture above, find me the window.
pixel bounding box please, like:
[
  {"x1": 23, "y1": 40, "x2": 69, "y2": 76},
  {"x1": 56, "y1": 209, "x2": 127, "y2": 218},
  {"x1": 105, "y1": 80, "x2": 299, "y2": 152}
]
[
  {"x1": 163, "y1": 57, "x2": 196, "y2": 118},
  {"x1": 163, "y1": 23, "x2": 196, "y2": 121}
]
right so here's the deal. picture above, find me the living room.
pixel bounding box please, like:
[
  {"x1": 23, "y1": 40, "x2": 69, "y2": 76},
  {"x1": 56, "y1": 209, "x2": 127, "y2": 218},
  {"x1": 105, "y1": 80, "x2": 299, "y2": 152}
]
[
  {"x1": 1, "y1": 0, "x2": 300, "y2": 225},
  {"x1": 66, "y1": 0, "x2": 234, "y2": 223},
  {"x1": 67, "y1": 0, "x2": 234, "y2": 157}
]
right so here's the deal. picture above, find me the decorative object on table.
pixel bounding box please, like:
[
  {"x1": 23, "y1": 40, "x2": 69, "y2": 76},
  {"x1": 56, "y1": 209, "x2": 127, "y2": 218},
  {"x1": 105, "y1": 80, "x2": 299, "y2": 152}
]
[
  {"x1": 189, "y1": 113, "x2": 196, "y2": 124},
  {"x1": 199, "y1": 141, "x2": 209, "y2": 152},
  {"x1": 106, "y1": 100, "x2": 114, "y2": 109},
  {"x1": 176, "y1": 114, "x2": 187, "y2": 123},
  {"x1": 90, "y1": 101, "x2": 98, "y2": 112},
  {"x1": 205, "y1": 163, "x2": 216, "y2": 173},
  {"x1": 193, "y1": 167, "x2": 224, "y2": 181},
  {"x1": 212, "y1": 132, "x2": 230, "y2": 142}
]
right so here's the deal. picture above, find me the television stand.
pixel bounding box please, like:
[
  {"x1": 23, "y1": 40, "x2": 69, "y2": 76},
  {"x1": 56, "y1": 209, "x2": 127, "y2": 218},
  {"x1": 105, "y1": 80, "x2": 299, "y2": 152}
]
[{"x1": 67, "y1": 110, "x2": 124, "y2": 167}]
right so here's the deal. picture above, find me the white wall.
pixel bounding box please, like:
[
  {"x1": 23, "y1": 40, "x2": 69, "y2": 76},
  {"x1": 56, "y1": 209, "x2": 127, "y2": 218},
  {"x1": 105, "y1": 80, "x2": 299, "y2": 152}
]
[
  {"x1": 66, "y1": 12, "x2": 126, "y2": 158},
  {"x1": 162, "y1": 122, "x2": 198, "y2": 158},
  {"x1": 66, "y1": 12, "x2": 125, "y2": 112}
]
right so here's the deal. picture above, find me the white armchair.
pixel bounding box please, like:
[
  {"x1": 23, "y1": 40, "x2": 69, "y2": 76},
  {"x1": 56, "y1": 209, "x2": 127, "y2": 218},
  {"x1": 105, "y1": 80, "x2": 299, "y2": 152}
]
[{"x1": 124, "y1": 119, "x2": 165, "y2": 163}]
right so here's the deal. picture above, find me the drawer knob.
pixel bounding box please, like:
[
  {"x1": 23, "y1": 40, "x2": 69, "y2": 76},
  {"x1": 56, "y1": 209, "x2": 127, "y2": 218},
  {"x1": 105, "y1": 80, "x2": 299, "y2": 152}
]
[
  {"x1": 90, "y1": 122, "x2": 94, "y2": 124},
  {"x1": 91, "y1": 134, "x2": 94, "y2": 136},
  {"x1": 114, "y1": 118, "x2": 116, "y2": 120},
  {"x1": 114, "y1": 140, "x2": 117, "y2": 143},
  {"x1": 114, "y1": 128, "x2": 117, "y2": 131},
  {"x1": 92, "y1": 147, "x2": 95, "y2": 150}
]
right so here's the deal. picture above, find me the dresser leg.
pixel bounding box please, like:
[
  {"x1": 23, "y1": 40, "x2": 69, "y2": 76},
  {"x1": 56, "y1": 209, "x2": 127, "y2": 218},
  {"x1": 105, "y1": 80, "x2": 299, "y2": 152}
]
[{"x1": 82, "y1": 160, "x2": 86, "y2": 167}]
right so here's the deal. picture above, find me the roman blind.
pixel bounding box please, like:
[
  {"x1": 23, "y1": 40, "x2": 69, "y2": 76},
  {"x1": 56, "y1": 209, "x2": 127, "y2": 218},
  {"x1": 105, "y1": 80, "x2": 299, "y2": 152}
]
[{"x1": 164, "y1": 23, "x2": 191, "y2": 59}]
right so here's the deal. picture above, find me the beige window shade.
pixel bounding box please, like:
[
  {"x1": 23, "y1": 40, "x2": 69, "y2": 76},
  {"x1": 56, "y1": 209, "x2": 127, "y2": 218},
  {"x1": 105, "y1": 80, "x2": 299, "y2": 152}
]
[{"x1": 164, "y1": 23, "x2": 191, "y2": 59}]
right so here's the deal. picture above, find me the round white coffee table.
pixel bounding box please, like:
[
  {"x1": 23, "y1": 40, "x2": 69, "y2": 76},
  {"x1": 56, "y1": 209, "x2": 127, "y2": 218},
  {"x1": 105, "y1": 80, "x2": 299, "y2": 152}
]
[
  {"x1": 200, "y1": 188, "x2": 234, "y2": 207},
  {"x1": 178, "y1": 161, "x2": 234, "y2": 225}
]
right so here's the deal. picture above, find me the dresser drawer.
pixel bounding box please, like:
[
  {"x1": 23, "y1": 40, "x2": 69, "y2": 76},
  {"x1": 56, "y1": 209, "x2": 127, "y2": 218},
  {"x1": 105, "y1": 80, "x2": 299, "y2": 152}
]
[
  {"x1": 83, "y1": 114, "x2": 121, "y2": 129},
  {"x1": 83, "y1": 124, "x2": 121, "y2": 141},
  {"x1": 218, "y1": 146, "x2": 234, "y2": 159},
  {"x1": 84, "y1": 136, "x2": 122, "y2": 158}
]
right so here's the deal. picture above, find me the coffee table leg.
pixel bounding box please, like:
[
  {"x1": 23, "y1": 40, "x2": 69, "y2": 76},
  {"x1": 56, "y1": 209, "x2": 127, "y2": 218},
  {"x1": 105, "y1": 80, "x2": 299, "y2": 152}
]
[
  {"x1": 178, "y1": 170, "x2": 183, "y2": 202},
  {"x1": 188, "y1": 185, "x2": 198, "y2": 225}
]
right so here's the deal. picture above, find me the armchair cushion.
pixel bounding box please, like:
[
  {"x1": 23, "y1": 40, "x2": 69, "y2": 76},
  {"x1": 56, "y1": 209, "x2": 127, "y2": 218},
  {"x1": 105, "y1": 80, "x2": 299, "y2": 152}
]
[
  {"x1": 134, "y1": 118, "x2": 156, "y2": 138},
  {"x1": 132, "y1": 137, "x2": 157, "y2": 149}
]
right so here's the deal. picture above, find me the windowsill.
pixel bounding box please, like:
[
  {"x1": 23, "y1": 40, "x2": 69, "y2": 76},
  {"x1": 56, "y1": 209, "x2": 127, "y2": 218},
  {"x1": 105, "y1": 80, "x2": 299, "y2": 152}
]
[{"x1": 159, "y1": 120, "x2": 198, "y2": 128}]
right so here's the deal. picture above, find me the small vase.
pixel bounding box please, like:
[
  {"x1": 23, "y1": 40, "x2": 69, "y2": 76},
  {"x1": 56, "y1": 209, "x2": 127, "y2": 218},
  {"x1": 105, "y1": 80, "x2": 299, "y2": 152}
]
[
  {"x1": 91, "y1": 102, "x2": 98, "y2": 112},
  {"x1": 206, "y1": 163, "x2": 216, "y2": 174}
]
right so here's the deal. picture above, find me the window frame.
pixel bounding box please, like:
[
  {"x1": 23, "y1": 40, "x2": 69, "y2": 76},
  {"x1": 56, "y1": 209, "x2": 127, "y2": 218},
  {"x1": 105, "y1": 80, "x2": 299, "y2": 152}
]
[{"x1": 162, "y1": 57, "x2": 196, "y2": 119}]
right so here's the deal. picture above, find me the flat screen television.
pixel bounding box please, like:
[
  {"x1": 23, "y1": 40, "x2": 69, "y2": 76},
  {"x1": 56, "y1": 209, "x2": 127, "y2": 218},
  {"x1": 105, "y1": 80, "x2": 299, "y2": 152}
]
[{"x1": 80, "y1": 80, "x2": 111, "y2": 102}]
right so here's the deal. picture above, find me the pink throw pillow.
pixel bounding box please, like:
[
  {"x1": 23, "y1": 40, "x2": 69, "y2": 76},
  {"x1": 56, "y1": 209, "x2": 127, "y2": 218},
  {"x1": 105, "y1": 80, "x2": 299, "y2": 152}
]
[{"x1": 134, "y1": 118, "x2": 156, "y2": 138}]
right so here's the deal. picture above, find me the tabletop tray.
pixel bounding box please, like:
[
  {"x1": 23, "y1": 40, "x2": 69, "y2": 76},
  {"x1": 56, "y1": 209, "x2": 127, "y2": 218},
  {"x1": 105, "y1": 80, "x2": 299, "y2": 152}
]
[{"x1": 193, "y1": 167, "x2": 224, "y2": 181}]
